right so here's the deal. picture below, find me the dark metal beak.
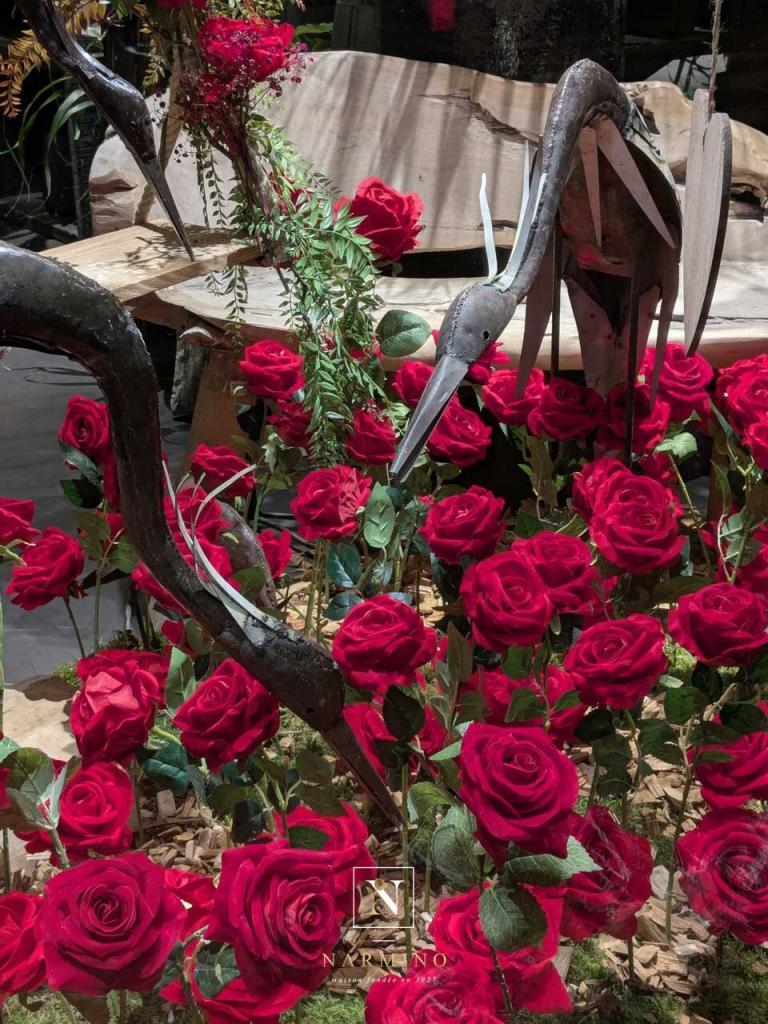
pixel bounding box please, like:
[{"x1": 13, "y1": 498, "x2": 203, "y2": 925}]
[
  {"x1": 391, "y1": 354, "x2": 469, "y2": 482},
  {"x1": 140, "y1": 157, "x2": 194, "y2": 260}
]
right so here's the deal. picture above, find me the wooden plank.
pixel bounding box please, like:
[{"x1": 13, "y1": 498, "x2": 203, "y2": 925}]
[{"x1": 45, "y1": 222, "x2": 262, "y2": 304}]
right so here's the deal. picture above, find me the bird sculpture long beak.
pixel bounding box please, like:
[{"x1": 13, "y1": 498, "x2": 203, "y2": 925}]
[
  {"x1": 140, "y1": 157, "x2": 195, "y2": 259},
  {"x1": 391, "y1": 354, "x2": 469, "y2": 483}
]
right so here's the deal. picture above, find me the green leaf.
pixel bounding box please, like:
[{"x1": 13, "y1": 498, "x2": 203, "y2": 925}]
[
  {"x1": 552, "y1": 690, "x2": 582, "y2": 713},
  {"x1": 287, "y1": 825, "x2": 330, "y2": 850},
  {"x1": 637, "y1": 719, "x2": 684, "y2": 765},
  {"x1": 109, "y1": 538, "x2": 138, "y2": 574},
  {"x1": 194, "y1": 943, "x2": 240, "y2": 998},
  {"x1": 73, "y1": 509, "x2": 109, "y2": 560},
  {"x1": 429, "y1": 739, "x2": 463, "y2": 762},
  {"x1": 327, "y1": 543, "x2": 362, "y2": 588},
  {"x1": 166, "y1": 648, "x2": 195, "y2": 714},
  {"x1": 431, "y1": 806, "x2": 482, "y2": 888},
  {"x1": 232, "y1": 567, "x2": 266, "y2": 603},
  {"x1": 591, "y1": 733, "x2": 632, "y2": 768},
  {"x1": 514, "y1": 509, "x2": 549, "y2": 538},
  {"x1": 363, "y1": 483, "x2": 396, "y2": 549},
  {"x1": 324, "y1": 592, "x2": 363, "y2": 620},
  {"x1": 231, "y1": 800, "x2": 268, "y2": 843},
  {"x1": 296, "y1": 782, "x2": 345, "y2": 817},
  {"x1": 720, "y1": 702, "x2": 768, "y2": 735},
  {"x1": 0, "y1": 735, "x2": 19, "y2": 764},
  {"x1": 502, "y1": 647, "x2": 533, "y2": 681},
  {"x1": 208, "y1": 783, "x2": 255, "y2": 816},
  {"x1": 383, "y1": 687, "x2": 425, "y2": 741},
  {"x1": 59, "y1": 442, "x2": 102, "y2": 484},
  {"x1": 574, "y1": 709, "x2": 615, "y2": 743},
  {"x1": 4, "y1": 747, "x2": 55, "y2": 828},
  {"x1": 479, "y1": 884, "x2": 547, "y2": 952},
  {"x1": 376, "y1": 309, "x2": 432, "y2": 358},
  {"x1": 446, "y1": 623, "x2": 474, "y2": 684},
  {"x1": 143, "y1": 743, "x2": 190, "y2": 794},
  {"x1": 59, "y1": 477, "x2": 103, "y2": 509},
  {"x1": 407, "y1": 781, "x2": 454, "y2": 821},
  {"x1": 664, "y1": 686, "x2": 707, "y2": 726},
  {"x1": 296, "y1": 749, "x2": 334, "y2": 785},
  {"x1": 690, "y1": 721, "x2": 741, "y2": 746},
  {"x1": 694, "y1": 748, "x2": 735, "y2": 765},
  {"x1": 503, "y1": 836, "x2": 599, "y2": 888},
  {"x1": 505, "y1": 687, "x2": 545, "y2": 724},
  {"x1": 656, "y1": 432, "x2": 697, "y2": 461}
]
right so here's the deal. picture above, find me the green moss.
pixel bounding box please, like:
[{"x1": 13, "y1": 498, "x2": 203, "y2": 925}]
[
  {"x1": 281, "y1": 992, "x2": 365, "y2": 1023},
  {"x1": 653, "y1": 833, "x2": 675, "y2": 870},
  {"x1": 51, "y1": 660, "x2": 80, "y2": 688},
  {"x1": 693, "y1": 936, "x2": 768, "y2": 1024},
  {"x1": 568, "y1": 939, "x2": 613, "y2": 985}
]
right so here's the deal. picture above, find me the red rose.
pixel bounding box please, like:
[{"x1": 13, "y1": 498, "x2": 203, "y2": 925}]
[
  {"x1": 332, "y1": 595, "x2": 436, "y2": 694},
  {"x1": 208, "y1": 840, "x2": 338, "y2": 995},
  {"x1": 515, "y1": 532, "x2": 605, "y2": 614},
  {"x1": 174, "y1": 659, "x2": 280, "y2": 772},
  {"x1": 595, "y1": 383, "x2": 670, "y2": 455},
  {"x1": 40, "y1": 852, "x2": 185, "y2": 995},
  {"x1": 256, "y1": 528, "x2": 292, "y2": 580},
  {"x1": 102, "y1": 450, "x2": 121, "y2": 509},
  {"x1": 570, "y1": 457, "x2": 628, "y2": 521},
  {"x1": 164, "y1": 868, "x2": 216, "y2": 939},
  {"x1": 482, "y1": 368, "x2": 545, "y2": 426},
  {"x1": 199, "y1": 17, "x2": 294, "y2": 81},
  {"x1": 22, "y1": 761, "x2": 133, "y2": 864},
  {"x1": 692, "y1": 703, "x2": 768, "y2": 808},
  {"x1": 460, "y1": 551, "x2": 552, "y2": 651},
  {"x1": 239, "y1": 339, "x2": 304, "y2": 400},
  {"x1": 70, "y1": 666, "x2": 156, "y2": 763},
  {"x1": 338, "y1": 177, "x2": 423, "y2": 262},
  {"x1": 276, "y1": 803, "x2": 375, "y2": 918},
  {"x1": 466, "y1": 339, "x2": 507, "y2": 385},
  {"x1": 527, "y1": 378, "x2": 605, "y2": 440},
  {"x1": 190, "y1": 443, "x2": 255, "y2": 499},
  {"x1": 564, "y1": 613, "x2": 667, "y2": 709},
  {"x1": 76, "y1": 648, "x2": 169, "y2": 707},
  {"x1": 417, "y1": 704, "x2": 448, "y2": 759},
  {"x1": 677, "y1": 809, "x2": 768, "y2": 944},
  {"x1": 58, "y1": 395, "x2": 110, "y2": 462},
  {"x1": 427, "y1": 399, "x2": 492, "y2": 467},
  {"x1": 346, "y1": 407, "x2": 397, "y2": 466},
  {"x1": 744, "y1": 420, "x2": 768, "y2": 472},
  {"x1": 429, "y1": 887, "x2": 571, "y2": 1014},
  {"x1": 668, "y1": 582, "x2": 768, "y2": 667},
  {"x1": 268, "y1": 400, "x2": 312, "y2": 449},
  {"x1": 391, "y1": 360, "x2": 432, "y2": 407},
  {"x1": 459, "y1": 723, "x2": 578, "y2": 862},
  {"x1": 562, "y1": 807, "x2": 652, "y2": 940},
  {"x1": 421, "y1": 485, "x2": 505, "y2": 564},
  {"x1": 715, "y1": 353, "x2": 768, "y2": 433},
  {"x1": 637, "y1": 450, "x2": 675, "y2": 486},
  {"x1": 291, "y1": 466, "x2": 371, "y2": 542},
  {"x1": 730, "y1": 525, "x2": 768, "y2": 595},
  {"x1": 343, "y1": 703, "x2": 395, "y2": 780},
  {"x1": 589, "y1": 472, "x2": 684, "y2": 574},
  {"x1": 460, "y1": 669, "x2": 542, "y2": 727},
  {"x1": 0, "y1": 497, "x2": 37, "y2": 546},
  {"x1": 166, "y1": 975, "x2": 282, "y2": 1024},
  {"x1": 0, "y1": 892, "x2": 46, "y2": 998},
  {"x1": 641, "y1": 343, "x2": 713, "y2": 422},
  {"x1": 546, "y1": 666, "x2": 588, "y2": 746},
  {"x1": 365, "y1": 962, "x2": 505, "y2": 1024},
  {"x1": 6, "y1": 527, "x2": 84, "y2": 610}
]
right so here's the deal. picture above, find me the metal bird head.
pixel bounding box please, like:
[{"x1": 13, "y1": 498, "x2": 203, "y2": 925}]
[{"x1": 391, "y1": 282, "x2": 512, "y2": 482}]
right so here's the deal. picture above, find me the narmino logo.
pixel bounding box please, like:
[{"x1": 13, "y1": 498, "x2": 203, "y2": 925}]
[{"x1": 352, "y1": 866, "x2": 415, "y2": 929}]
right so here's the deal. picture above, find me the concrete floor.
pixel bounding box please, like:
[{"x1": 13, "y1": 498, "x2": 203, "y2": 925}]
[{"x1": 0, "y1": 346, "x2": 189, "y2": 684}]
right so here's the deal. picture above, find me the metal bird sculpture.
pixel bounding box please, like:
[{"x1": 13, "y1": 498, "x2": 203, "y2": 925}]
[
  {"x1": 18, "y1": 0, "x2": 194, "y2": 258},
  {"x1": 391, "y1": 60, "x2": 730, "y2": 480},
  {"x1": 0, "y1": 241, "x2": 401, "y2": 827}
]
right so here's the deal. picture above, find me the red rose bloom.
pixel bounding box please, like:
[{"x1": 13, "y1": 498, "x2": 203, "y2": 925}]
[
  {"x1": 668, "y1": 582, "x2": 768, "y2": 667},
  {"x1": 343, "y1": 703, "x2": 396, "y2": 780},
  {"x1": 466, "y1": 339, "x2": 508, "y2": 385},
  {"x1": 40, "y1": 852, "x2": 185, "y2": 995},
  {"x1": 257, "y1": 528, "x2": 292, "y2": 580},
  {"x1": 164, "y1": 868, "x2": 216, "y2": 939},
  {"x1": 570, "y1": 457, "x2": 628, "y2": 521},
  {"x1": 562, "y1": 807, "x2": 652, "y2": 940},
  {"x1": 715, "y1": 353, "x2": 768, "y2": 433},
  {"x1": 427, "y1": 400, "x2": 492, "y2": 467},
  {"x1": 460, "y1": 669, "x2": 542, "y2": 727},
  {"x1": 0, "y1": 892, "x2": 46, "y2": 998},
  {"x1": 190, "y1": 443, "x2": 255, "y2": 499},
  {"x1": 22, "y1": 761, "x2": 133, "y2": 865},
  {"x1": 239, "y1": 339, "x2": 304, "y2": 400},
  {"x1": 6, "y1": 527, "x2": 83, "y2": 611},
  {"x1": 199, "y1": 17, "x2": 294, "y2": 81},
  {"x1": 337, "y1": 177, "x2": 423, "y2": 262},
  {"x1": 58, "y1": 395, "x2": 110, "y2": 462},
  {"x1": 332, "y1": 594, "x2": 436, "y2": 694},
  {"x1": 638, "y1": 450, "x2": 675, "y2": 486},
  {"x1": 730, "y1": 525, "x2": 768, "y2": 595},
  {"x1": 595, "y1": 382, "x2": 670, "y2": 455},
  {"x1": 70, "y1": 666, "x2": 156, "y2": 763},
  {"x1": 744, "y1": 420, "x2": 768, "y2": 472},
  {"x1": 641, "y1": 343, "x2": 713, "y2": 422},
  {"x1": 174, "y1": 659, "x2": 280, "y2": 772},
  {"x1": 165, "y1": 975, "x2": 282, "y2": 1024},
  {"x1": 365, "y1": 962, "x2": 505, "y2": 1024},
  {"x1": 417, "y1": 705, "x2": 448, "y2": 759},
  {"x1": 589, "y1": 471, "x2": 684, "y2": 574},
  {"x1": 460, "y1": 551, "x2": 552, "y2": 651},
  {"x1": 391, "y1": 360, "x2": 432, "y2": 407},
  {"x1": 346, "y1": 407, "x2": 397, "y2": 466},
  {"x1": 429, "y1": 887, "x2": 571, "y2": 1014},
  {"x1": 527, "y1": 378, "x2": 605, "y2": 440},
  {"x1": 564, "y1": 613, "x2": 666, "y2": 709},
  {"x1": 291, "y1": 466, "x2": 371, "y2": 542},
  {"x1": 515, "y1": 532, "x2": 604, "y2": 614},
  {"x1": 0, "y1": 497, "x2": 37, "y2": 545},
  {"x1": 268, "y1": 400, "x2": 312, "y2": 449},
  {"x1": 208, "y1": 840, "x2": 338, "y2": 995},
  {"x1": 546, "y1": 665, "x2": 588, "y2": 746},
  {"x1": 421, "y1": 485, "x2": 505, "y2": 564},
  {"x1": 76, "y1": 648, "x2": 169, "y2": 707},
  {"x1": 459, "y1": 723, "x2": 578, "y2": 863},
  {"x1": 482, "y1": 368, "x2": 545, "y2": 426},
  {"x1": 677, "y1": 809, "x2": 768, "y2": 944},
  {"x1": 276, "y1": 803, "x2": 374, "y2": 918},
  {"x1": 692, "y1": 703, "x2": 768, "y2": 809}
]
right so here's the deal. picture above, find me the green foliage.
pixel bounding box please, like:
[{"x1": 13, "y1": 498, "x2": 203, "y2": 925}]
[
  {"x1": 281, "y1": 992, "x2": 365, "y2": 1024},
  {"x1": 692, "y1": 938, "x2": 768, "y2": 1024}
]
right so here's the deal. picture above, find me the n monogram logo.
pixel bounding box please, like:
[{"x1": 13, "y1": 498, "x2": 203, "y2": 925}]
[{"x1": 352, "y1": 866, "x2": 415, "y2": 929}]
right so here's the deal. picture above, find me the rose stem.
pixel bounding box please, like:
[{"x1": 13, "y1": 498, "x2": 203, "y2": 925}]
[
  {"x1": 586, "y1": 762, "x2": 600, "y2": 807},
  {"x1": 627, "y1": 935, "x2": 636, "y2": 983},
  {"x1": 401, "y1": 762, "x2": 413, "y2": 966},
  {"x1": 0, "y1": 598, "x2": 10, "y2": 892},
  {"x1": 62, "y1": 597, "x2": 86, "y2": 659},
  {"x1": 423, "y1": 845, "x2": 432, "y2": 917},
  {"x1": 664, "y1": 770, "x2": 692, "y2": 943},
  {"x1": 252, "y1": 780, "x2": 277, "y2": 834},
  {"x1": 48, "y1": 823, "x2": 70, "y2": 870},
  {"x1": 132, "y1": 762, "x2": 145, "y2": 847},
  {"x1": 118, "y1": 989, "x2": 128, "y2": 1024},
  {"x1": 668, "y1": 456, "x2": 712, "y2": 571},
  {"x1": 492, "y1": 947, "x2": 516, "y2": 1023}
]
